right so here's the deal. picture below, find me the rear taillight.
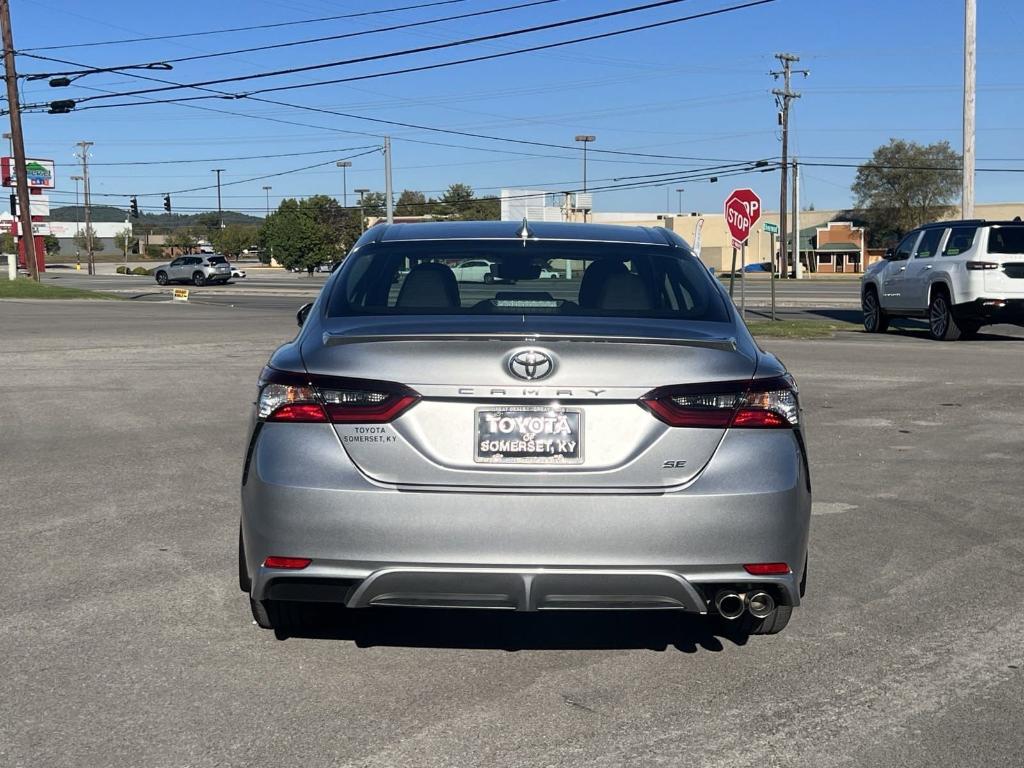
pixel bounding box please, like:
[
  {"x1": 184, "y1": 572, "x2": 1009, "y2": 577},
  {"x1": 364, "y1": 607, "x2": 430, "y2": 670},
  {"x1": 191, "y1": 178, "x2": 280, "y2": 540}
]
[
  {"x1": 966, "y1": 261, "x2": 999, "y2": 270},
  {"x1": 257, "y1": 367, "x2": 419, "y2": 424},
  {"x1": 640, "y1": 376, "x2": 799, "y2": 429}
]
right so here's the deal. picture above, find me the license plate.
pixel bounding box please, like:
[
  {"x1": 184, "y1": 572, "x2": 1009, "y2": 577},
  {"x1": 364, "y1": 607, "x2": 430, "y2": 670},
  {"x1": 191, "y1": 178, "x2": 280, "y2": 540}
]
[{"x1": 475, "y1": 405, "x2": 583, "y2": 464}]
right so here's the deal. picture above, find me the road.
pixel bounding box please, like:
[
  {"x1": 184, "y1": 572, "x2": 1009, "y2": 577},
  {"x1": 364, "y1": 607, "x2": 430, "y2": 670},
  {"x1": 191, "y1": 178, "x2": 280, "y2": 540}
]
[{"x1": 1, "y1": 298, "x2": 1022, "y2": 768}]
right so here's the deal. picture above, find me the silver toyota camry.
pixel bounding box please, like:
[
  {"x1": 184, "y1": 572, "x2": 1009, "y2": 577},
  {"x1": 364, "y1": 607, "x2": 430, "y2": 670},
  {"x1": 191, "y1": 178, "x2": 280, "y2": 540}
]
[{"x1": 239, "y1": 221, "x2": 811, "y2": 637}]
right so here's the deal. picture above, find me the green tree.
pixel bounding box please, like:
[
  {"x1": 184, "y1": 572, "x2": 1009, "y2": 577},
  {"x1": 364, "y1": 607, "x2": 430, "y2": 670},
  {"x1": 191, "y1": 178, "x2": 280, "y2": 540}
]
[
  {"x1": 115, "y1": 228, "x2": 138, "y2": 257},
  {"x1": 360, "y1": 191, "x2": 387, "y2": 217},
  {"x1": 73, "y1": 225, "x2": 98, "y2": 254},
  {"x1": 0, "y1": 232, "x2": 15, "y2": 253},
  {"x1": 165, "y1": 229, "x2": 199, "y2": 255},
  {"x1": 43, "y1": 233, "x2": 61, "y2": 255},
  {"x1": 259, "y1": 198, "x2": 337, "y2": 271},
  {"x1": 852, "y1": 139, "x2": 961, "y2": 245},
  {"x1": 440, "y1": 183, "x2": 499, "y2": 221},
  {"x1": 396, "y1": 189, "x2": 429, "y2": 216},
  {"x1": 211, "y1": 224, "x2": 256, "y2": 258}
]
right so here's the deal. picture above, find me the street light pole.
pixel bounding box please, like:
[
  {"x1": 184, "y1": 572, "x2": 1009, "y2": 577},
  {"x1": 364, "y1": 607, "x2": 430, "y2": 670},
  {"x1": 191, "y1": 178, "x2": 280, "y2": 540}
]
[
  {"x1": 336, "y1": 160, "x2": 352, "y2": 208},
  {"x1": 355, "y1": 188, "x2": 369, "y2": 234},
  {"x1": 212, "y1": 168, "x2": 225, "y2": 230},
  {"x1": 262, "y1": 185, "x2": 272, "y2": 218},
  {"x1": 574, "y1": 134, "x2": 595, "y2": 223},
  {"x1": 676, "y1": 187, "x2": 684, "y2": 214}
]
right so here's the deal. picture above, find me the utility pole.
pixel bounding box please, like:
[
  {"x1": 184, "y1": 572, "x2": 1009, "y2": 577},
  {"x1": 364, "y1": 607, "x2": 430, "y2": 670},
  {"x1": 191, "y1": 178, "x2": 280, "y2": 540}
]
[
  {"x1": 212, "y1": 168, "x2": 225, "y2": 230},
  {"x1": 771, "y1": 53, "x2": 808, "y2": 280},
  {"x1": 336, "y1": 160, "x2": 352, "y2": 209},
  {"x1": 1, "y1": 1, "x2": 39, "y2": 280},
  {"x1": 792, "y1": 159, "x2": 802, "y2": 278},
  {"x1": 962, "y1": 0, "x2": 976, "y2": 218},
  {"x1": 792, "y1": 159, "x2": 800, "y2": 278},
  {"x1": 70, "y1": 174, "x2": 83, "y2": 266},
  {"x1": 75, "y1": 141, "x2": 94, "y2": 275},
  {"x1": 382, "y1": 137, "x2": 393, "y2": 224}
]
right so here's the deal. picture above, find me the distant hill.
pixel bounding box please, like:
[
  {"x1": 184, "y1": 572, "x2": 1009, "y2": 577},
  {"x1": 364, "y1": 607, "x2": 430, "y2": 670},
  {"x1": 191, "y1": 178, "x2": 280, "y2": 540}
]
[{"x1": 50, "y1": 205, "x2": 262, "y2": 229}]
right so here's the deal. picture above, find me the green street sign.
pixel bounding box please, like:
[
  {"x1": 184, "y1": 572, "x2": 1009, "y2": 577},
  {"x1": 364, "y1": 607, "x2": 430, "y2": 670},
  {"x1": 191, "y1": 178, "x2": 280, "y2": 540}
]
[{"x1": 763, "y1": 222, "x2": 779, "y2": 234}]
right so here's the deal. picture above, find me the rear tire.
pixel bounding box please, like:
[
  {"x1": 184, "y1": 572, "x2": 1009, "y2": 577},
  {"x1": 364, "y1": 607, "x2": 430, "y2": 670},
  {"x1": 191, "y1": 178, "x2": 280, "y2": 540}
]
[
  {"x1": 155, "y1": 271, "x2": 168, "y2": 286},
  {"x1": 738, "y1": 605, "x2": 793, "y2": 635},
  {"x1": 928, "y1": 288, "x2": 964, "y2": 341},
  {"x1": 192, "y1": 271, "x2": 206, "y2": 286},
  {"x1": 862, "y1": 287, "x2": 889, "y2": 333}
]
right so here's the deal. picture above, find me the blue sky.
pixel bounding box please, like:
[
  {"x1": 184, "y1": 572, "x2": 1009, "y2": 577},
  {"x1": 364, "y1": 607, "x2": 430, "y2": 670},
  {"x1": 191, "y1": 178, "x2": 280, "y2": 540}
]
[{"x1": 10, "y1": 0, "x2": 1024, "y2": 217}]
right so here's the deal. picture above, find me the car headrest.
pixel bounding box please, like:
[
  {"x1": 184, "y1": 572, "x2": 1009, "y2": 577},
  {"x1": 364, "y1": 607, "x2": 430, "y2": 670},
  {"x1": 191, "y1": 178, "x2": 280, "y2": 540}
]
[
  {"x1": 597, "y1": 272, "x2": 653, "y2": 311},
  {"x1": 578, "y1": 260, "x2": 629, "y2": 308},
  {"x1": 396, "y1": 262, "x2": 460, "y2": 309}
]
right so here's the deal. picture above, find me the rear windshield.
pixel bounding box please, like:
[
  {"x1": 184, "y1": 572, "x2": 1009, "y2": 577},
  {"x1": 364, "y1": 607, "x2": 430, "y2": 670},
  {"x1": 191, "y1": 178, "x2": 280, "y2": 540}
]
[
  {"x1": 205, "y1": 255, "x2": 227, "y2": 264},
  {"x1": 988, "y1": 226, "x2": 1024, "y2": 254},
  {"x1": 326, "y1": 241, "x2": 729, "y2": 322}
]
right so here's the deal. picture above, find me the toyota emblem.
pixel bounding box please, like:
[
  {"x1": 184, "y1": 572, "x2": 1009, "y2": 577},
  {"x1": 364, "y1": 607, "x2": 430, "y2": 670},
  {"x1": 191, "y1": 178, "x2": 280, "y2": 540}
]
[{"x1": 507, "y1": 349, "x2": 554, "y2": 381}]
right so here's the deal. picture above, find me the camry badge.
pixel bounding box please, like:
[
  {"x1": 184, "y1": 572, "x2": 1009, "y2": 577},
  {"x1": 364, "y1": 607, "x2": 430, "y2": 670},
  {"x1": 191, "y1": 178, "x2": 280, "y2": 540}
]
[{"x1": 507, "y1": 349, "x2": 554, "y2": 381}]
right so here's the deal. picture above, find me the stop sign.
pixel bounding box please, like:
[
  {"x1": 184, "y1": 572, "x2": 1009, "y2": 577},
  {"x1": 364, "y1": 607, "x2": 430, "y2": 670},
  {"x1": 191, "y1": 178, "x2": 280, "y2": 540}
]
[{"x1": 724, "y1": 188, "x2": 761, "y2": 247}]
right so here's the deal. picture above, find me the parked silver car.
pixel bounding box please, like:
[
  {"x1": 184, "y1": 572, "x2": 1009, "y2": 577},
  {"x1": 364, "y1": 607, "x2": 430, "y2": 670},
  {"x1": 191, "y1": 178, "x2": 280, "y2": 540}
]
[
  {"x1": 154, "y1": 254, "x2": 232, "y2": 286},
  {"x1": 239, "y1": 221, "x2": 811, "y2": 637}
]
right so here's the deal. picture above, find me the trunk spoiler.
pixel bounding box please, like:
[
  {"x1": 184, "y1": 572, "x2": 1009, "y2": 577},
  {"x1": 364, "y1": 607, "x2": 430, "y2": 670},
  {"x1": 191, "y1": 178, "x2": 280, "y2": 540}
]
[{"x1": 323, "y1": 332, "x2": 737, "y2": 352}]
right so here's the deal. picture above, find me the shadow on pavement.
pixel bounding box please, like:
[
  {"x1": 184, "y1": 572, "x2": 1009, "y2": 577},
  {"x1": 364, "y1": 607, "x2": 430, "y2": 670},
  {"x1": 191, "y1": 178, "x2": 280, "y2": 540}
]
[{"x1": 270, "y1": 606, "x2": 746, "y2": 653}]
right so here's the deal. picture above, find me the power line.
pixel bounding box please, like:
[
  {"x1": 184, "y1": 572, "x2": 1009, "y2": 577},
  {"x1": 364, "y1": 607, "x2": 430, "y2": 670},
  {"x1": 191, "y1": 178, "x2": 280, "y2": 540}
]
[
  {"x1": 155, "y1": 0, "x2": 563, "y2": 67},
  {"x1": 18, "y1": 0, "x2": 473, "y2": 51},
  {"x1": 86, "y1": 145, "x2": 380, "y2": 166},
  {"x1": 46, "y1": 0, "x2": 771, "y2": 106},
  {"x1": 25, "y1": 55, "x2": 758, "y2": 166}
]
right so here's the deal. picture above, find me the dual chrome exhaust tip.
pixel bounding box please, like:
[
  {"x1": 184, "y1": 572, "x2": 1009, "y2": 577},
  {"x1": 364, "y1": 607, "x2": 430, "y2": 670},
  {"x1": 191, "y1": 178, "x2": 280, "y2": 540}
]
[{"x1": 714, "y1": 589, "x2": 776, "y2": 620}]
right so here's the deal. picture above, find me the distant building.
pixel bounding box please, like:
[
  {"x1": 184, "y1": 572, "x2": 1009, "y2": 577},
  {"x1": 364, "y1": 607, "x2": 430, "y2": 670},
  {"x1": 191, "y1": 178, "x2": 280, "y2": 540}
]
[{"x1": 1, "y1": 214, "x2": 132, "y2": 255}]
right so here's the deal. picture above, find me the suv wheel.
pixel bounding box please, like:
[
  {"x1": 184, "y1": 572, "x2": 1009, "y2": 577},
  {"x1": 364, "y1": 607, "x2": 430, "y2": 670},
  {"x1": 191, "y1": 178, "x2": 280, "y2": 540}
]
[
  {"x1": 192, "y1": 271, "x2": 206, "y2": 286},
  {"x1": 155, "y1": 271, "x2": 168, "y2": 286},
  {"x1": 928, "y1": 288, "x2": 965, "y2": 341},
  {"x1": 862, "y1": 287, "x2": 889, "y2": 333}
]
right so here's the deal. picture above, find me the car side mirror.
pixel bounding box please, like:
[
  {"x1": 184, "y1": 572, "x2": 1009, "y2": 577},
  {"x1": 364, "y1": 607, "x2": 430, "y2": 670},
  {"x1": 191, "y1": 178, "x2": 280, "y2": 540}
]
[
  {"x1": 296, "y1": 302, "x2": 313, "y2": 327},
  {"x1": 883, "y1": 248, "x2": 895, "y2": 261}
]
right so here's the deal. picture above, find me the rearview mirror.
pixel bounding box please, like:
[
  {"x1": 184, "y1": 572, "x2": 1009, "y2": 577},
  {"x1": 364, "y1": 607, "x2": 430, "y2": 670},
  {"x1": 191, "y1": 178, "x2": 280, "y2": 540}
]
[
  {"x1": 883, "y1": 248, "x2": 895, "y2": 261},
  {"x1": 296, "y1": 302, "x2": 313, "y2": 327}
]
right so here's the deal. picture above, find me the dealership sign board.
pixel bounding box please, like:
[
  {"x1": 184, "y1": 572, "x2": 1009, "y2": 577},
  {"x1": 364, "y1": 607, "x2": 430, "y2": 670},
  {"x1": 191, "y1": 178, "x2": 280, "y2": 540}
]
[{"x1": 1, "y1": 157, "x2": 56, "y2": 189}]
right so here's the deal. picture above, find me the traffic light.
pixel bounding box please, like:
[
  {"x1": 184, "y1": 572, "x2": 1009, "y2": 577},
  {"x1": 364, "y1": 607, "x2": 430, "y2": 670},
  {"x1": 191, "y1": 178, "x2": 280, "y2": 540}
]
[
  {"x1": 9, "y1": 194, "x2": 16, "y2": 215},
  {"x1": 163, "y1": 194, "x2": 171, "y2": 213},
  {"x1": 130, "y1": 196, "x2": 139, "y2": 218}
]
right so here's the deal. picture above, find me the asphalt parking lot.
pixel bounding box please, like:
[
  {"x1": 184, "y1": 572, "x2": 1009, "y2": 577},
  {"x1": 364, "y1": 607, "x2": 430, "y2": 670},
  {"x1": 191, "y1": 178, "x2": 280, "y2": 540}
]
[{"x1": 2, "y1": 299, "x2": 1022, "y2": 768}]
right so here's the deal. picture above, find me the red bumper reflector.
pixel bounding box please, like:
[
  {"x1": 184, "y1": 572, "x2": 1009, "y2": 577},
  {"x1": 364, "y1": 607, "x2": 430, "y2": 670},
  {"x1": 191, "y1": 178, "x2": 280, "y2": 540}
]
[
  {"x1": 263, "y1": 556, "x2": 312, "y2": 570},
  {"x1": 744, "y1": 562, "x2": 790, "y2": 575}
]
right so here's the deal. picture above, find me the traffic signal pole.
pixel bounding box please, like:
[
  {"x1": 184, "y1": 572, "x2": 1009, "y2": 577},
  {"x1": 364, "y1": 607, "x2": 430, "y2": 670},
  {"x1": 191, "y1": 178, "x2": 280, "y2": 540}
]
[{"x1": 1, "y1": 0, "x2": 39, "y2": 281}]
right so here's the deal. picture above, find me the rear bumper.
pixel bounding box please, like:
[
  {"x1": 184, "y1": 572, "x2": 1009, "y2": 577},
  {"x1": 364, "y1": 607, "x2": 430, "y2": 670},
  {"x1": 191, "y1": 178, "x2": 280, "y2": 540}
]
[
  {"x1": 241, "y1": 425, "x2": 811, "y2": 612},
  {"x1": 956, "y1": 297, "x2": 1024, "y2": 324}
]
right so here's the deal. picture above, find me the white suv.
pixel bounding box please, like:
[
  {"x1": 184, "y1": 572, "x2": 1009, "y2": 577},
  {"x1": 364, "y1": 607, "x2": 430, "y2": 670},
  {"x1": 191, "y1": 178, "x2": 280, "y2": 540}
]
[{"x1": 861, "y1": 219, "x2": 1024, "y2": 340}]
